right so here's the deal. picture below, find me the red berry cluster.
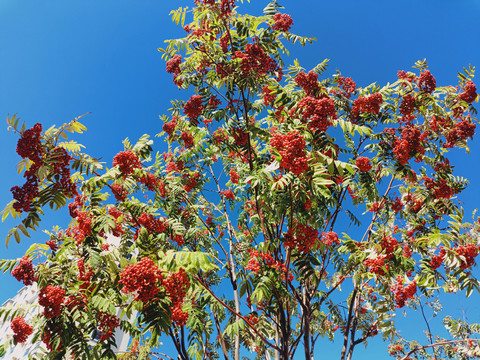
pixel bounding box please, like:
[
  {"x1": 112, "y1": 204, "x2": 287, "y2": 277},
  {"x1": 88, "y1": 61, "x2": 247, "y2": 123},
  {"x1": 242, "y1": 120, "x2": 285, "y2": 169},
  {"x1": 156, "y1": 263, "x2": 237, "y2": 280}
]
[
  {"x1": 321, "y1": 231, "x2": 340, "y2": 246},
  {"x1": 355, "y1": 157, "x2": 372, "y2": 172},
  {"x1": 64, "y1": 226, "x2": 82, "y2": 246},
  {"x1": 295, "y1": 71, "x2": 318, "y2": 95},
  {"x1": 208, "y1": 95, "x2": 221, "y2": 109},
  {"x1": 245, "y1": 249, "x2": 293, "y2": 281},
  {"x1": 388, "y1": 343, "x2": 404, "y2": 356},
  {"x1": 171, "y1": 306, "x2": 189, "y2": 327},
  {"x1": 219, "y1": 32, "x2": 230, "y2": 53},
  {"x1": 434, "y1": 158, "x2": 451, "y2": 173},
  {"x1": 139, "y1": 172, "x2": 160, "y2": 192},
  {"x1": 429, "y1": 115, "x2": 454, "y2": 133},
  {"x1": 77, "y1": 258, "x2": 93, "y2": 290},
  {"x1": 68, "y1": 194, "x2": 83, "y2": 218},
  {"x1": 119, "y1": 257, "x2": 162, "y2": 303},
  {"x1": 111, "y1": 183, "x2": 128, "y2": 201},
  {"x1": 351, "y1": 93, "x2": 383, "y2": 117},
  {"x1": 364, "y1": 256, "x2": 388, "y2": 276},
  {"x1": 158, "y1": 180, "x2": 167, "y2": 198},
  {"x1": 270, "y1": 130, "x2": 309, "y2": 176},
  {"x1": 38, "y1": 285, "x2": 65, "y2": 318},
  {"x1": 390, "y1": 276, "x2": 417, "y2": 308},
  {"x1": 284, "y1": 222, "x2": 319, "y2": 253},
  {"x1": 392, "y1": 125, "x2": 426, "y2": 165},
  {"x1": 215, "y1": 62, "x2": 233, "y2": 79},
  {"x1": 77, "y1": 211, "x2": 92, "y2": 237},
  {"x1": 380, "y1": 235, "x2": 398, "y2": 260},
  {"x1": 10, "y1": 181, "x2": 38, "y2": 213},
  {"x1": 50, "y1": 147, "x2": 77, "y2": 197},
  {"x1": 391, "y1": 197, "x2": 403, "y2": 212},
  {"x1": 113, "y1": 151, "x2": 142, "y2": 177},
  {"x1": 180, "y1": 131, "x2": 194, "y2": 149},
  {"x1": 337, "y1": 76, "x2": 356, "y2": 98},
  {"x1": 229, "y1": 169, "x2": 240, "y2": 184},
  {"x1": 171, "y1": 233, "x2": 184, "y2": 246},
  {"x1": 444, "y1": 119, "x2": 476, "y2": 148},
  {"x1": 458, "y1": 81, "x2": 477, "y2": 103},
  {"x1": 46, "y1": 239, "x2": 58, "y2": 251},
  {"x1": 183, "y1": 95, "x2": 204, "y2": 124},
  {"x1": 220, "y1": 189, "x2": 235, "y2": 200},
  {"x1": 304, "y1": 198, "x2": 312, "y2": 210},
  {"x1": 399, "y1": 95, "x2": 416, "y2": 117},
  {"x1": 273, "y1": 13, "x2": 293, "y2": 32},
  {"x1": 10, "y1": 316, "x2": 33, "y2": 343},
  {"x1": 12, "y1": 256, "x2": 35, "y2": 286},
  {"x1": 65, "y1": 293, "x2": 88, "y2": 312},
  {"x1": 97, "y1": 311, "x2": 120, "y2": 341},
  {"x1": 164, "y1": 268, "x2": 190, "y2": 326},
  {"x1": 397, "y1": 70, "x2": 416, "y2": 83},
  {"x1": 296, "y1": 96, "x2": 337, "y2": 132},
  {"x1": 166, "y1": 159, "x2": 184, "y2": 174},
  {"x1": 183, "y1": 171, "x2": 200, "y2": 193},
  {"x1": 369, "y1": 201, "x2": 384, "y2": 213},
  {"x1": 219, "y1": 0, "x2": 235, "y2": 18},
  {"x1": 404, "y1": 194, "x2": 423, "y2": 214},
  {"x1": 262, "y1": 85, "x2": 276, "y2": 105},
  {"x1": 234, "y1": 43, "x2": 280, "y2": 80},
  {"x1": 67, "y1": 211, "x2": 93, "y2": 246},
  {"x1": 163, "y1": 117, "x2": 178, "y2": 137},
  {"x1": 205, "y1": 216, "x2": 214, "y2": 227},
  {"x1": 418, "y1": 70, "x2": 436, "y2": 94},
  {"x1": 11, "y1": 123, "x2": 44, "y2": 212},
  {"x1": 187, "y1": 23, "x2": 209, "y2": 39},
  {"x1": 245, "y1": 313, "x2": 259, "y2": 326},
  {"x1": 137, "y1": 212, "x2": 167, "y2": 235},
  {"x1": 16, "y1": 123, "x2": 43, "y2": 161},
  {"x1": 403, "y1": 244, "x2": 412, "y2": 258},
  {"x1": 129, "y1": 339, "x2": 140, "y2": 354},
  {"x1": 383, "y1": 127, "x2": 396, "y2": 136},
  {"x1": 430, "y1": 247, "x2": 446, "y2": 269},
  {"x1": 423, "y1": 177, "x2": 454, "y2": 199},
  {"x1": 245, "y1": 250, "x2": 261, "y2": 273},
  {"x1": 455, "y1": 244, "x2": 480, "y2": 270},
  {"x1": 346, "y1": 186, "x2": 357, "y2": 200},
  {"x1": 166, "y1": 54, "x2": 183, "y2": 86},
  {"x1": 212, "y1": 128, "x2": 229, "y2": 145},
  {"x1": 430, "y1": 115, "x2": 476, "y2": 148},
  {"x1": 166, "y1": 54, "x2": 182, "y2": 74},
  {"x1": 232, "y1": 127, "x2": 248, "y2": 146}
]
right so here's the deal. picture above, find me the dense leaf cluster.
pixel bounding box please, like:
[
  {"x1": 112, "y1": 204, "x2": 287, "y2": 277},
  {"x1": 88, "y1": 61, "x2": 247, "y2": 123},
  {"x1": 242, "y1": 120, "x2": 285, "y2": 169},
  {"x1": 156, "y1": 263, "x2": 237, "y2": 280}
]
[{"x1": 1, "y1": 1, "x2": 480, "y2": 359}]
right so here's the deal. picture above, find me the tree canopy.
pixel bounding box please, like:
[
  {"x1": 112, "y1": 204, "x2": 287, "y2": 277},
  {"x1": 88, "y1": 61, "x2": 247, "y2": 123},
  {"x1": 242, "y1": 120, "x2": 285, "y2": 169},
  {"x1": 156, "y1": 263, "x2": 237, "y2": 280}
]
[{"x1": 1, "y1": 1, "x2": 480, "y2": 359}]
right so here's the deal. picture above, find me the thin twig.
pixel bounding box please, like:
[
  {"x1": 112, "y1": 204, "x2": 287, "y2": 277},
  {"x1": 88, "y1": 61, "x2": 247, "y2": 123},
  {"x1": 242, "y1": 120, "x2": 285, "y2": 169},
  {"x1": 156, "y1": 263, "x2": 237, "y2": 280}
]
[{"x1": 419, "y1": 298, "x2": 434, "y2": 346}]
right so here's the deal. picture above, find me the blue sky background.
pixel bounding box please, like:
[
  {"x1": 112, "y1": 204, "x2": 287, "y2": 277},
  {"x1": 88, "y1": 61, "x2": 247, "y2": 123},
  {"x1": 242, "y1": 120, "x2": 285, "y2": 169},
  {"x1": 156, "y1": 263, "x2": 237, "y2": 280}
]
[{"x1": 1, "y1": 0, "x2": 479, "y2": 358}]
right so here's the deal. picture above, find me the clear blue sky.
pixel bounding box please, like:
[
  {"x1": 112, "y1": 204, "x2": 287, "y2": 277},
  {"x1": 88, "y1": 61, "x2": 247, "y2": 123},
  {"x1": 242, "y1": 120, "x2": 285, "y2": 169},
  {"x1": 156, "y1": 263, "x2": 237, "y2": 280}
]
[{"x1": 1, "y1": 0, "x2": 479, "y2": 358}]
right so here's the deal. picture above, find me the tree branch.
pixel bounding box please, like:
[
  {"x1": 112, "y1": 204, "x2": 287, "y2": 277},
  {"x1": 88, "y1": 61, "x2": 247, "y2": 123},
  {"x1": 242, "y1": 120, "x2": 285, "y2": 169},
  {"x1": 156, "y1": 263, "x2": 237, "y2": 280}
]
[
  {"x1": 400, "y1": 339, "x2": 480, "y2": 360},
  {"x1": 341, "y1": 288, "x2": 358, "y2": 360},
  {"x1": 194, "y1": 275, "x2": 281, "y2": 352}
]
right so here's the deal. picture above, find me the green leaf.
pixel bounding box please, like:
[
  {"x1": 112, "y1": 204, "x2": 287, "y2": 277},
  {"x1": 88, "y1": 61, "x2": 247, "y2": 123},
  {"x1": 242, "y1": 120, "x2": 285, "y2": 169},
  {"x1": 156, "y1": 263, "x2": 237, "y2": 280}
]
[
  {"x1": 13, "y1": 228, "x2": 20, "y2": 244},
  {"x1": 0, "y1": 200, "x2": 21, "y2": 222},
  {"x1": 58, "y1": 140, "x2": 86, "y2": 154},
  {"x1": 312, "y1": 58, "x2": 330, "y2": 76},
  {"x1": 17, "y1": 224, "x2": 30, "y2": 238}
]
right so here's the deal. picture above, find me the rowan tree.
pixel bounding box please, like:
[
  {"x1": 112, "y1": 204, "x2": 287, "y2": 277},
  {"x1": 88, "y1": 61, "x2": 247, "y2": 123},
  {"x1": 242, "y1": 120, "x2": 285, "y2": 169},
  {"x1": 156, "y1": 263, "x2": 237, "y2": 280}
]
[{"x1": 1, "y1": 1, "x2": 480, "y2": 359}]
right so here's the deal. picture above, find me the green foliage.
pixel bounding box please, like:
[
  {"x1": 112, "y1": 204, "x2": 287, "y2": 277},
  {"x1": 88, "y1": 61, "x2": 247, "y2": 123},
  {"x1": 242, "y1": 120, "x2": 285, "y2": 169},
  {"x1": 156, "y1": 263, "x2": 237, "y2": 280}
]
[{"x1": 1, "y1": 1, "x2": 479, "y2": 359}]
